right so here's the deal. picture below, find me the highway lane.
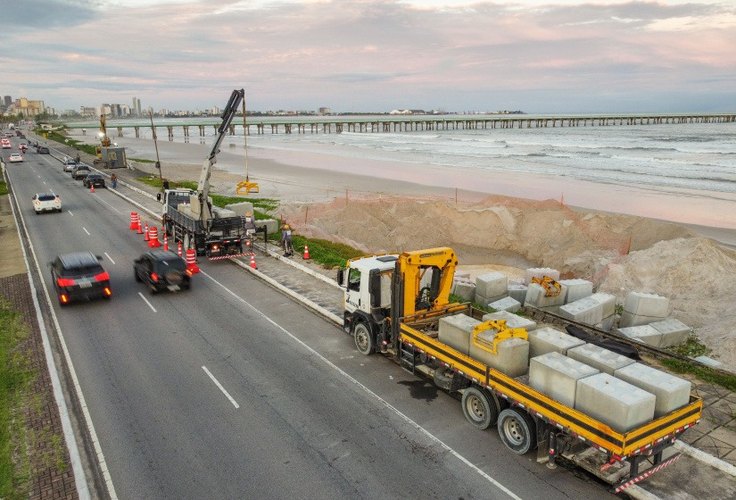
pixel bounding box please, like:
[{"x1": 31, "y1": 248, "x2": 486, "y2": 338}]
[{"x1": 6, "y1": 148, "x2": 611, "y2": 499}]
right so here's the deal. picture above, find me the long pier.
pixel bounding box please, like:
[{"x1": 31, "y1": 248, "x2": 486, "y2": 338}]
[{"x1": 67, "y1": 113, "x2": 736, "y2": 140}]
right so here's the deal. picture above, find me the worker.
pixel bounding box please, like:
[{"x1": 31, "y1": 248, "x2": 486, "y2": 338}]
[
  {"x1": 281, "y1": 221, "x2": 293, "y2": 257},
  {"x1": 110, "y1": 173, "x2": 117, "y2": 189},
  {"x1": 74, "y1": 154, "x2": 81, "y2": 163},
  {"x1": 244, "y1": 211, "x2": 257, "y2": 238},
  {"x1": 162, "y1": 178, "x2": 170, "y2": 190}
]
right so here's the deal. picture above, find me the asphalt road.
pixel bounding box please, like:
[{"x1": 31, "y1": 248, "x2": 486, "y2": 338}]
[{"x1": 5, "y1": 142, "x2": 611, "y2": 499}]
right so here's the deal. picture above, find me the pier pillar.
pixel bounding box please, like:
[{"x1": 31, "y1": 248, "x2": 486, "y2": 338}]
[
  {"x1": 117, "y1": 127, "x2": 124, "y2": 137},
  {"x1": 167, "y1": 126, "x2": 174, "y2": 140},
  {"x1": 199, "y1": 125, "x2": 205, "y2": 136},
  {"x1": 134, "y1": 126, "x2": 140, "y2": 138}
]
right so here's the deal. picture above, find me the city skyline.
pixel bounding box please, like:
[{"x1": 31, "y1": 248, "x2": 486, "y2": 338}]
[{"x1": 3, "y1": 0, "x2": 736, "y2": 114}]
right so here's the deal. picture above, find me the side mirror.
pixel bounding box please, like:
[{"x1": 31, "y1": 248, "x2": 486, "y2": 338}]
[
  {"x1": 157, "y1": 193, "x2": 162, "y2": 202},
  {"x1": 336, "y1": 268, "x2": 344, "y2": 285}
]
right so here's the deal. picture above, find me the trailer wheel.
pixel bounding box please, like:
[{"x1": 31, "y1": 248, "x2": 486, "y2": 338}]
[
  {"x1": 353, "y1": 322, "x2": 374, "y2": 355},
  {"x1": 497, "y1": 408, "x2": 536, "y2": 454},
  {"x1": 461, "y1": 387, "x2": 497, "y2": 430}
]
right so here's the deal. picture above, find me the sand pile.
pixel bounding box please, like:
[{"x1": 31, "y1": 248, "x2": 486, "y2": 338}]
[{"x1": 282, "y1": 196, "x2": 735, "y2": 370}]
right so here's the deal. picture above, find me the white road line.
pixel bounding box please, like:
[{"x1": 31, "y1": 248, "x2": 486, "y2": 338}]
[
  {"x1": 104, "y1": 252, "x2": 115, "y2": 264},
  {"x1": 92, "y1": 194, "x2": 121, "y2": 213},
  {"x1": 137, "y1": 292, "x2": 157, "y2": 312},
  {"x1": 82, "y1": 227, "x2": 91, "y2": 235},
  {"x1": 68, "y1": 210, "x2": 74, "y2": 216},
  {"x1": 202, "y1": 366, "x2": 240, "y2": 409},
  {"x1": 200, "y1": 270, "x2": 522, "y2": 500}
]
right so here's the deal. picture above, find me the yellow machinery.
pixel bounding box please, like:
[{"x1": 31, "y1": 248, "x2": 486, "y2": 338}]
[
  {"x1": 531, "y1": 275, "x2": 562, "y2": 297},
  {"x1": 235, "y1": 93, "x2": 259, "y2": 195}
]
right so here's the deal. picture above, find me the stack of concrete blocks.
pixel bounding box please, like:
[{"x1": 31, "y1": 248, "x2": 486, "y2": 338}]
[
  {"x1": 471, "y1": 325, "x2": 530, "y2": 377},
  {"x1": 481, "y1": 311, "x2": 538, "y2": 331},
  {"x1": 488, "y1": 296, "x2": 521, "y2": 313},
  {"x1": 507, "y1": 282, "x2": 528, "y2": 304},
  {"x1": 525, "y1": 267, "x2": 560, "y2": 284},
  {"x1": 575, "y1": 373, "x2": 656, "y2": 433},
  {"x1": 617, "y1": 324, "x2": 664, "y2": 347},
  {"x1": 528, "y1": 327, "x2": 585, "y2": 358},
  {"x1": 437, "y1": 313, "x2": 479, "y2": 355},
  {"x1": 451, "y1": 273, "x2": 476, "y2": 302},
  {"x1": 529, "y1": 352, "x2": 599, "y2": 407},
  {"x1": 559, "y1": 279, "x2": 593, "y2": 303},
  {"x1": 567, "y1": 343, "x2": 635, "y2": 375},
  {"x1": 648, "y1": 318, "x2": 692, "y2": 348},
  {"x1": 224, "y1": 201, "x2": 254, "y2": 218},
  {"x1": 524, "y1": 281, "x2": 568, "y2": 308},
  {"x1": 619, "y1": 292, "x2": 669, "y2": 327},
  {"x1": 474, "y1": 272, "x2": 508, "y2": 306},
  {"x1": 614, "y1": 363, "x2": 691, "y2": 418}
]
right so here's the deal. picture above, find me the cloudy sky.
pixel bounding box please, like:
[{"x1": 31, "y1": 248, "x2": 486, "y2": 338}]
[{"x1": 3, "y1": 0, "x2": 735, "y2": 113}]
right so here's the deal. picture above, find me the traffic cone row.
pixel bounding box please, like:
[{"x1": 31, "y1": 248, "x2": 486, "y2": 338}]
[
  {"x1": 148, "y1": 226, "x2": 161, "y2": 248},
  {"x1": 143, "y1": 222, "x2": 150, "y2": 241}
]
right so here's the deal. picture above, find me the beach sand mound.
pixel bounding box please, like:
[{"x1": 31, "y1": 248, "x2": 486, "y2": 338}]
[{"x1": 282, "y1": 196, "x2": 734, "y2": 369}]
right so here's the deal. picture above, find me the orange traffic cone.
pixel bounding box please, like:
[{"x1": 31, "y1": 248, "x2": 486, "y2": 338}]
[
  {"x1": 249, "y1": 253, "x2": 257, "y2": 269},
  {"x1": 303, "y1": 245, "x2": 310, "y2": 260},
  {"x1": 90, "y1": 183, "x2": 95, "y2": 193},
  {"x1": 177, "y1": 241, "x2": 183, "y2": 257},
  {"x1": 148, "y1": 226, "x2": 161, "y2": 248},
  {"x1": 129, "y1": 212, "x2": 138, "y2": 230},
  {"x1": 186, "y1": 248, "x2": 200, "y2": 274},
  {"x1": 136, "y1": 218, "x2": 143, "y2": 234},
  {"x1": 143, "y1": 223, "x2": 150, "y2": 241},
  {"x1": 163, "y1": 233, "x2": 169, "y2": 251}
]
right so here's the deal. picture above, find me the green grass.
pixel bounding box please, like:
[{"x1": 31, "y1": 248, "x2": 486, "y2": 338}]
[
  {"x1": 0, "y1": 300, "x2": 35, "y2": 498},
  {"x1": 35, "y1": 128, "x2": 98, "y2": 156},
  {"x1": 662, "y1": 358, "x2": 736, "y2": 392},
  {"x1": 668, "y1": 334, "x2": 710, "y2": 358},
  {"x1": 0, "y1": 181, "x2": 7, "y2": 196},
  {"x1": 129, "y1": 157, "x2": 156, "y2": 163},
  {"x1": 290, "y1": 235, "x2": 365, "y2": 269}
]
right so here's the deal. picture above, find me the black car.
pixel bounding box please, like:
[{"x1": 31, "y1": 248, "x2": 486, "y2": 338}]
[
  {"x1": 71, "y1": 165, "x2": 91, "y2": 180},
  {"x1": 82, "y1": 173, "x2": 106, "y2": 188},
  {"x1": 37, "y1": 146, "x2": 50, "y2": 154},
  {"x1": 50, "y1": 251, "x2": 112, "y2": 305},
  {"x1": 134, "y1": 250, "x2": 192, "y2": 294}
]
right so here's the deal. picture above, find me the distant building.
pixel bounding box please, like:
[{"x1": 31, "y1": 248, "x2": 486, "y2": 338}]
[
  {"x1": 132, "y1": 97, "x2": 141, "y2": 116},
  {"x1": 3, "y1": 96, "x2": 11, "y2": 107},
  {"x1": 318, "y1": 107, "x2": 331, "y2": 115},
  {"x1": 13, "y1": 97, "x2": 45, "y2": 117},
  {"x1": 80, "y1": 106, "x2": 97, "y2": 117}
]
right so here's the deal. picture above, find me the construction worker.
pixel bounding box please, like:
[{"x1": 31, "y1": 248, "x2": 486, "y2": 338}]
[
  {"x1": 110, "y1": 173, "x2": 117, "y2": 189},
  {"x1": 281, "y1": 221, "x2": 293, "y2": 257}
]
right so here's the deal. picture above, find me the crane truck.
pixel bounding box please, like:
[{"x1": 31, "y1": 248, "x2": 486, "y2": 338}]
[
  {"x1": 161, "y1": 90, "x2": 250, "y2": 258},
  {"x1": 337, "y1": 248, "x2": 702, "y2": 493}
]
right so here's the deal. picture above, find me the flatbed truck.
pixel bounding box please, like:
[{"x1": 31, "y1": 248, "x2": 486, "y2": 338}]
[{"x1": 337, "y1": 248, "x2": 702, "y2": 493}]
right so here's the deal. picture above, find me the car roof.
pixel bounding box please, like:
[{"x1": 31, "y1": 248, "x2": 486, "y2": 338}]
[
  {"x1": 58, "y1": 251, "x2": 101, "y2": 268},
  {"x1": 145, "y1": 250, "x2": 183, "y2": 261}
]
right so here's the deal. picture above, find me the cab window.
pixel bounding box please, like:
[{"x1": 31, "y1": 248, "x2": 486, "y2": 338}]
[{"x1": 348, "y1": 268, "x2": 361, "y2": 292}]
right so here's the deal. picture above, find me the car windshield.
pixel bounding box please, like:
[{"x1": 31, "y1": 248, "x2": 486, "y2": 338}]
[{"x1": 156, "y1": 257, "x2": 186, "y2": 271}]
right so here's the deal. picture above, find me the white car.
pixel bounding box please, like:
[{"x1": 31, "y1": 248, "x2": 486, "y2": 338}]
[
  {"x1": 32, "y1": 193, "x2": 62, "y2": 214},
  {"x1": 8, "y1": 153, "x2": 23, "y2": 162},
  {"x1": 1, "y1": 140, "x2": 10, "y2": 149}
]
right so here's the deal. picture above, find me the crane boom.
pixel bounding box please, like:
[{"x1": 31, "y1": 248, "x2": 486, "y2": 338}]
[{"x1": 196, "y1": 89, "x2": 245, "y2": 223}]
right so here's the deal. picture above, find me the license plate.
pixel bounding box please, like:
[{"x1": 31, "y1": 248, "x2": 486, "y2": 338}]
[
  {"x1": 78, "y1": 280, "x2": 92, "y2": 288},
  {"x1": 167, "y1": 285, "x2": 180, "y2": 292}
]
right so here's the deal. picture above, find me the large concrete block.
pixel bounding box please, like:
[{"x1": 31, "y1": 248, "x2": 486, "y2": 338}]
[
  {"x1": 528, "y1": 327, "x2": 585, "y2": 358},
  {"x1": 488, "y1": 296, "x2": 521, "y2": 313},
  {"x1": 617, "y1": 325, "x2": 663, "y2": 347},
  {"x1": 507, "y1": 283, "x2": 528, "y2": 304},
  {"x1": 567, "y1": 343, "x2": 635, "y2": 375},
  {"x1": 472, "y1": 329, "x2": 529, "y2": 377},
  {"x1": 452, "y1": 280, "x2": 476, "y2": 302},
  {"x1": 474, "y1": 291, "x2": 507, "y2": 307},
  {"x1": 530, "y1": 352, "x2": 599, "y2": 407},
  {"x1": 576, "y1": 373, "x2": 656, "y2": 433},
  {"x1": 614, "y1": 363, "x2": 691, "y2": 418},
  {"x1": 559, "y1": 279, "x2": 593, "y2": 303},
  {"x1": 650, "y1": 318, "x2": 691, "y2": 348},
  {"x1": 481, "y1": 310, "x2": 537, "y2": 331},
  {"x1": 525, "y1": 267, "x2": 560, "y2": 284},
  {"x1": 224, "y1": 201, "x2": 254, "y2": 217},
  {"x1": 559, "y1": 296, "x2": 603, "y2": 325},
  {"x1": 524, "y1": 282, "x2": 567, "y2": 308},
  {"x1": 620, "y1": 292, "x2": 669, "y2": 327},
  {"x1": 438, "y1": 314, "x2": 479, "y2": 355},
  {"x1": 475, "y1": 272, "x2": 508, "y2": 299},
  {"x1": 589, "y1": 293, "x2": 617, "y2": 320}
]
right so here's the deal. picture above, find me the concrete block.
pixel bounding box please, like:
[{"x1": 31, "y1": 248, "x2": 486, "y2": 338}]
[
  {"x1": 529, "y1": 352, "x2": 599, "y2": 407},
  {"x1": 620, "y1": 292, "x2": 669, "y2": 327},
  {"x1": 694, "y1": 356, "x2": 723, "y2": 369},
  {"x1": 576, "y1": 373, "x2": 656, "y2": 433},
  {"x1": 224, "y1": 201, "x2": 254, "y2": 217},
  {"x1": 567, "y1": 343, "x2": 635, "y2": 375},
  {"x1": 474, "y1": 292, "x2": 507, "y2": 307},
  {"x1": 507, "y1": 283, "x2": 528, "y2": 304},
  {"x1": 475, "y1": 272, "x2": 508, "y2": 299},
  {"x1": 525, "y1": 267, "x2": 560, "y2": 284},
  {"x1": 481, "y1": 310, "x2": 537, "y2": 331},
  {"x1": 524, "y1": 282, "x2": 567, "y2": 308},
  {"x1": 259, "y1": 218, "x2": 280, "y2": 235},
  {"x1": 597, "y1": 315, "x2": 616, "y2": 332},
  {"x1": 614, "y1": 363, "x2": 691, "y2": 418},
  {"x1": 528, "y1": 327, "x2": 585, "y2": 358},
  {"x1": 589, "y1": 293, "x2": 617, "y2": 320},
  {"x1": 559, "y1": 279, "x2": 593, "y2": 303},
  {"x1": 455, "y1": 270, "x2": 470, "y2": 281},
  {"x1": 617, "y1": 325, "x2": 663, "y2": 347},
  {"x1": 438, "y1": 314, "x2": 479, "y2": 355},
  {"x1": 452, "y1": 281, "x2": 476, "y2": 302},
  {"x1": 472, "y1": 329, "x2": 529, "y2": 377},
  {"x1": 212, "y1": 207, "x2": 237, "y2": 218},
  {"x1": 650, "y1": 318, "x2": 691, "y2": 348},
  {"x1": 488, "y1": 296, "x2": 521, "y2": 313},
  {"x1": 559, "y1": 296, "x2": 603, "y2": 325}
]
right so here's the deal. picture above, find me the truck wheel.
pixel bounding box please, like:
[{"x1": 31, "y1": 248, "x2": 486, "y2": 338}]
[
  {"x1": 497, "y1": 408, "x2": 536, "y2": 454},
  {"x1": 461, "y1": 386, "x2": 497, "y2": 430},
  {"x1": 353, "y1": 322, "x2": 374, "y2": 355}
]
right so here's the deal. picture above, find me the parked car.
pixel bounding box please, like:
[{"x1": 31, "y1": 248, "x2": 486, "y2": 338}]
[
  {"x1": 63, "y1": 160, "x2": 77, "y2": 172},
  {"x1": 1, "y1": 140, "x2": 10, "y2": 149},
  {"x1": 82, "y1": 173, "x2": 106, "y2": 188},
  {"x1": 134, "y1": 250, "x2": 192, "y2": 294},
  {"x1": 8, "y1": 153, "x2": 23, "y2": 163},
  {"x1": 50, "y1": 251, "x2": 112, "y2": 305},
  {"x1": 32, "y1": 193, "x2": 62, "y2": 214},
  {"x1": 37, "y1": 146, "x2": 50, "y2": 154},
  {"x1": 71, "y1": 165, "x2": 91, "y2": 180}
]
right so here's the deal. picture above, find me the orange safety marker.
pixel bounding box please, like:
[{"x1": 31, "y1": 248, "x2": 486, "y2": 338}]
[
  {"x1": 177, "y1": 241, "x2": 183, "y2": 257},
  {"x1": 249, "y1": 253, "x2": 257, "y2": 269},
  {"x1": 148, "y1": 226, "x2": 161, "y2": 248},
  {"x1": 186, "y1": 248, "x2": 200, "y2": 274},
  {"x1": 143, "y1": 222, "x2": 150, "y2": 241},
  {"x1": 129, "y1": 212, "x2": 138, "y2": 230},
  {"x1": 136, "y1": 218, "x2": 143, "y2": 234},
  {"x1": 303, "y1": 244, "x2": 310, "y2": 260},
  {"x1": 163, "y1": 233, "x2": 169, "y2": 251}
]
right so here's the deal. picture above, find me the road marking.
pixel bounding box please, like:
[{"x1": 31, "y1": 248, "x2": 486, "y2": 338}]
[
  {"x1": 200, "y1": 270, "x2": 522, "y2": 500},
  {"x1": 82, "y1": 227, "x2": 91, "y2": 235},
  {"x1": 202, "y1": 366, "x2": 240, "y2": 409},
  {"x1": 137, "y1": 292, "x2": 157, "y2": 312},
  {"x1": 68, "y1": 210, "x2": 74, "y2": 216},
  {"x1": 92, "y1": 194, "x2": 121, "y2": 213},
  {"x1": 104, "y1": 252, "x2": 115, "y2": 264}
]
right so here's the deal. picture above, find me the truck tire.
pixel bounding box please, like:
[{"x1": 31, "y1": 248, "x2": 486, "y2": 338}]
[
  {"x1": 461, "y1": 386, "x2": 497, "y2": 430},
  {"x1": 353, "y1": 322, "x2": 374, "y2": 355},
  {"x1": 497, "y1": 408, "x2": 536, "y2": 454}
]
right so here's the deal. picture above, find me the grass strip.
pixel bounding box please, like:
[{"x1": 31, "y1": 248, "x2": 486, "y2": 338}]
[
  {"x1": 0, "y1": 181, "x2": 7, "y2": 196},
  {"x1": 661, "y1": 359, "x2": 736, "y2": 393}
]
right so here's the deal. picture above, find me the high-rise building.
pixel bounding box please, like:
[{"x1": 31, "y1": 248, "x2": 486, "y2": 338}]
[
  {"x1": 132, "y1": 97, "x2": 141, "y2": 116},
  {"x1": 3, "y1": 96, "x2": 11, "y2": 107}
]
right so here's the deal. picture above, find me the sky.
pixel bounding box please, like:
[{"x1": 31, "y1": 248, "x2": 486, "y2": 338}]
[{"x1": 2, "y1": 0, "x2": 735, "y2": 114}]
